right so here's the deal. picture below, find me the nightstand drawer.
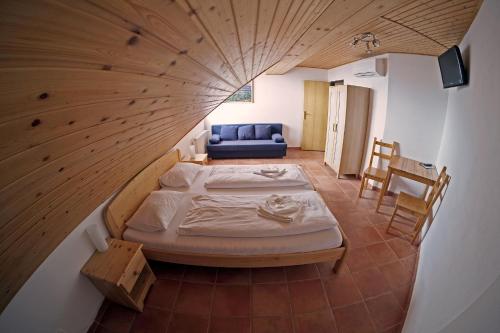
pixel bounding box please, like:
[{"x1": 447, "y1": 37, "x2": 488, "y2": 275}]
[{"x1": 119, "y1": 251, "x2": 146, "y2": 293}]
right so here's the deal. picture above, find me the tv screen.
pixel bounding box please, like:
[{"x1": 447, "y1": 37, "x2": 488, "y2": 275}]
[{"x1": 438, "y1": 46, "x2": 467, "y2": 88}]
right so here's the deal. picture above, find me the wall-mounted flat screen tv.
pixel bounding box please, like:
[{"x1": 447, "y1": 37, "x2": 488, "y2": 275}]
[{"x1": 438, "y1": 45, "x2": 467, "y2": 88}]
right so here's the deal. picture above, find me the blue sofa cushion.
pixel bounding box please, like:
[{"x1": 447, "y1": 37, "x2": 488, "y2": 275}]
[
  {"x1": 255, "y1": 124, "x2": 272, "y2": 140},
  {"x1": 208, "y1": 140, "x2": 287, "y2": 152},
  {"x1": 219, "y1": 125, "x2": 238, "y2": 141},
  {"x1": 212, "y1": 123, "x2": 282, "y2": 136},
  {"x1": 272, "y1": 133, "x2": 284, "y2": 143},
  {"x1": 209, "y1": 134, "x2": 220, "y2": 144},
  {"x1": 237, "y1": 125, "x2": 255, "y2": 140}
]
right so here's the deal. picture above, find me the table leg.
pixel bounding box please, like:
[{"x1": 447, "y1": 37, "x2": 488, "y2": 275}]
[
  {"x1": 421, "y1": 185, "x2": 430, "y2": 199},
  {"x1": 376, "y1": 169, "x2": 392, "y2": 212}
]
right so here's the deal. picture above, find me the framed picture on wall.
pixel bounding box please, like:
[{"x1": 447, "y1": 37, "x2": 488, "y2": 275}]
[{"x1": 225, "y1": 81, "x2": 254, "y2": 103}]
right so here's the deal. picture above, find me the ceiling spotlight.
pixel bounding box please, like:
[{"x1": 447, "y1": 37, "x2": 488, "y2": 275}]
[{"x1": 350, "y1": 32, "x2": 380, "y2": 54}]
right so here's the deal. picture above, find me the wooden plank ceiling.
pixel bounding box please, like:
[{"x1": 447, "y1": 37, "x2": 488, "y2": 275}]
[
  {"x1": 0, "y1": 0, "x2": 482, "y2": 311},
  {"x1": 0, "y1": 0, "x2": 336, "y2": 311},
  {"x1": 268, "y1": 0, "x2": 483, "y2": 73}
]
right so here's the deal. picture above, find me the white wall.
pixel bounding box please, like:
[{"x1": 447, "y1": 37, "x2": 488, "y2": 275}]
[
  {"x1": 328, "y1": 55, "x2": 389, "y2": 171},
  {"x1": 173, "y1": 119, "x2": 205, "y2": 158},
  {"x1": 328, "y1": 54, "x2": 448, "y2": 194},
  {"x1": 0, "y1": 199, "x2": 111, "y2": 333},
  {"x1": 384, "y1": 54, "x2": 449, "y2": 194},
  {"x1": 403, "y1": 1, "x2": 500, "y2": 332},
  {"x1": 205, "y1": 67, "x2": 329, "y2": 147}
]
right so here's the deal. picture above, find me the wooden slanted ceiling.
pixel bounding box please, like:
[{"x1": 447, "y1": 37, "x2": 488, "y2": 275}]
[
  {"x1": 0, "y1": 0, "x2": 337, "y2": 311},
  {"x1": 0, "y1": 0, "x2": 482, "y2": 311},
  {"x1": 268, "y1": 0, "x2": 483, "y2": 73}
]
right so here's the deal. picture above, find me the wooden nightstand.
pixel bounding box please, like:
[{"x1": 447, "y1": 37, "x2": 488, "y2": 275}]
[
  {"x1": 182, "y1": 153, "x2": 208, "y2": 165},
  {"x1": 81, "y1": 239, "x2": 156, "y2": 312}
]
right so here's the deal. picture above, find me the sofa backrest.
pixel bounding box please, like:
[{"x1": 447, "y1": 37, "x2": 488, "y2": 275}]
[{"x1": 211, "y1": 123, "x2": 282, "y2": 135}]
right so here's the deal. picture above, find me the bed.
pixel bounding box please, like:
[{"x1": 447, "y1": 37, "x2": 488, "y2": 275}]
[
  {"x1": 105, "y1": 149, "x2": 347, "y2": 271},
  {"x1": 202, "y1": 163, "x2": 314, "y2": 189},
  {"x1": 160, "y1": 162, "x2": 314, "y2": 195}
]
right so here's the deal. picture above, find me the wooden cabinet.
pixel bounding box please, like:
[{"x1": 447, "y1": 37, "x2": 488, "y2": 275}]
[
  {"x1": 81, "y1": 239, "x2": 156, "y2": 312},
  {"x1": 324, "y1": 85, "x2": 370, "y2": 178}
]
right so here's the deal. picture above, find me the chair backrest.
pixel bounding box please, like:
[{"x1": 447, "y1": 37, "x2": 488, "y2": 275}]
[
  {"x1": 368, "y1": 137, "x2": 395, "y2": 168},
  {"x1": 425, "y1": 166, "x2": 451, "y2": 210}
]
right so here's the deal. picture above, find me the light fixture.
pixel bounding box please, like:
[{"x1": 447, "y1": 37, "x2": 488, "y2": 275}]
[{"x1": 351, "y1": 32, "x2": 380, "y2": 54}]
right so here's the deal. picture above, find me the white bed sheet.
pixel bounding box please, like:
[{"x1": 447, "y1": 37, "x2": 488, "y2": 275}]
[
  {"x1": 178, "y1": 192, "x2": 337, "y2": 237},
  {"x1": 205, "y1": 164, "x2": 311, "y2": 189},
  {"x1": 161, "y1": 165, "x2": 314, "y2": 195},
  {"x1": 123, "y1": 189, "x2": 343, "y2": 256}
]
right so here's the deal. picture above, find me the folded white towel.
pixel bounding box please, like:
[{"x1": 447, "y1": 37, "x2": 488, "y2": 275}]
[
  {"x1": 257, "y1": 207, "x2": 291, "y2": 223},
  {"x1": 253, "y1": 169, "x2": 287, "y2": 178},
  {"x1": 265, "y1": 195, "x2": 302, "y2": 214},
  {"x1": 260, "y1": 168, "x2": 280, "y2": 173},
  {"x1": 257, "y1": 206, "x2": 302, "y2": 223},
  {"x1": 256, "y1": 194, "x2": 304, "y2": 223}
]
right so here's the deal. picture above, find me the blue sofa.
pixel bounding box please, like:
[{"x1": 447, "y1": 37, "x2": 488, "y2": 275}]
[{"x1": 207, "y1": 123, "x2": 287, "y2": 159}]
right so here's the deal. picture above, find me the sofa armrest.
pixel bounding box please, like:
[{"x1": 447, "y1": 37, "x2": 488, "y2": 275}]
[
  {"x1": 272, "y1": 133, "x2": 284, "y2": 143},
  {"x1": 209, "y1": 134, "x2": 221, "y2": 144}
]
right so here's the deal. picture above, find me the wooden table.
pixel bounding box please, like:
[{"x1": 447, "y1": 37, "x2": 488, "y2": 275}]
[
  {"x1": 376, "y1": 156, "x2": 438, "y2": 212},
  {"x1": 81, "y1": 239, "x2": 156, "y2": 312},
  {"x1": 182, "y1": 153, "x2": 208, "y2": 165}
]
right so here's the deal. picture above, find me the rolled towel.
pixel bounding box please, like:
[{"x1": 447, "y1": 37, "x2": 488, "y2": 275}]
[
  {"x1": 256, "y1": 194, "x2": 304, "y2": 223},
  {"x1": 253, "y1": 169, "x2": 287, "y2": 178},
  {"x1": 265, "y1": 195, "x2": 302, "y2": 214},
  {"x1": 260, "y1": 168, "x2": 280, "y2": 173},
  {"x1": 257, "y1": 207, "x2": 294, "y2": 223},
  {"x1": 257, "y1": 205, "x2": 302, "y2": 223}
]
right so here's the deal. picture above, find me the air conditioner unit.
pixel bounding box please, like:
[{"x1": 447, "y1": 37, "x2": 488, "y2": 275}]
[{"x1": 352, "y1": 58, "x2": 385, "y2": 78}]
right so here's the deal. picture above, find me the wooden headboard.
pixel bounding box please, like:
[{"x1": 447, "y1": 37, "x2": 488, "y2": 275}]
[{"x1": 105, "y1": 149, "x2": 181, "y2": 239}]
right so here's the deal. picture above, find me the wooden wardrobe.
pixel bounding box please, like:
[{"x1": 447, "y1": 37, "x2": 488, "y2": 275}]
[{"x1": 324, "y1": 85, "x2": 370, "y2": 178}]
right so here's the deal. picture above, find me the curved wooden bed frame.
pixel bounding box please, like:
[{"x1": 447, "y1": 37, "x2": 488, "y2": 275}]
[{"x1": 105, "y1": 149, "x2": 348, "y2": 271}]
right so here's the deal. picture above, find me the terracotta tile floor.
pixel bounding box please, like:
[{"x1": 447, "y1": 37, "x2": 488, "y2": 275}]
[{"x1": 90, "y1": 150, "x2": 418, "y2": 333}]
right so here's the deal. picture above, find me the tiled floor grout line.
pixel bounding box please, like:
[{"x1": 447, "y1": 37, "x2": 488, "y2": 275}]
[
  {"x1": 165, "y1": 277, "x2": 185, "y2": 333},
  {"x1": 284, "y1": 277, "x2": 297, "y2": 333},
  {"x1": 362, "y1": 298, "x2": 380, "y2": 333},
  {"x1": 205, "y1": 269, "x2": 218, "y2": 333},
  {"x1": 126, "y1": 308, "x2": 136, "y2": 333},
  {"x1": 248, "y1": 278, "x2": 254, "y2": 333},
  {"x1": 318, "y1": 270, "x2": 340, "y2": 333}
]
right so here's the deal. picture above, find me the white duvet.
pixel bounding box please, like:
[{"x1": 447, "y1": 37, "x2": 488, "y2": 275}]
[
  {"x1": 177, "y1": 191, "x2": 337, "y2": 237},
  {"x1": 204, "y1": 164, "x2": 310, "y2": 189}
]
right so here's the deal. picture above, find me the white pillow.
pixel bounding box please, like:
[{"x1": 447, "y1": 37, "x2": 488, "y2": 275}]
[
  {"x1": 126, "y1": 191, "x2": 185, "y2": 232},
  {"x1": 159, "y1": 162, "x2": 202, "y2": 188}
]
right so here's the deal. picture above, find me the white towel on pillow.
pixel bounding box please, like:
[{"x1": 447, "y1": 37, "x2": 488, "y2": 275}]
[
  {"x1": 253, "y1": 169, "x2": 287, "y2": 178},
  {"x1": 256, "y1": 194, "x2": 304, "y2": 223}
]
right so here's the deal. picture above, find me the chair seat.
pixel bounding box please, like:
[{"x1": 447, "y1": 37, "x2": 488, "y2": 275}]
[
  {"x1": 363, "y1": 167, "x2": 387, "y2": 181},
  {"x1": 397, "y1": 192, "x2": 427, "y2": 215}
]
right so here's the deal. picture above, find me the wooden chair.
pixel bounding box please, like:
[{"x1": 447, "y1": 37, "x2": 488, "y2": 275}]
[
  {"x1": 358, "y1": 138, "x2": 395, "y2": 198},
  {"x1": 386, "y1": 167, "x2": 451, "y2": 244}
]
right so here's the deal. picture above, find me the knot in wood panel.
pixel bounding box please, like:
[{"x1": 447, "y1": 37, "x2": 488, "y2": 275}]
[{"x1": 127, "y1": 35, "x2": 139, "y2": 46}]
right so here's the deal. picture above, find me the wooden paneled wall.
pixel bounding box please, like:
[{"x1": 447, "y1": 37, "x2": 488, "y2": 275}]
[{"x1": 0, "y1": 0, "x2": 336, "y2": 311}]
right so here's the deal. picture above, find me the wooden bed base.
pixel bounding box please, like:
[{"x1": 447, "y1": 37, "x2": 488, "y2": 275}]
[{"x1": 105, "y1": 149, "x2": 348, "y2": 271}]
